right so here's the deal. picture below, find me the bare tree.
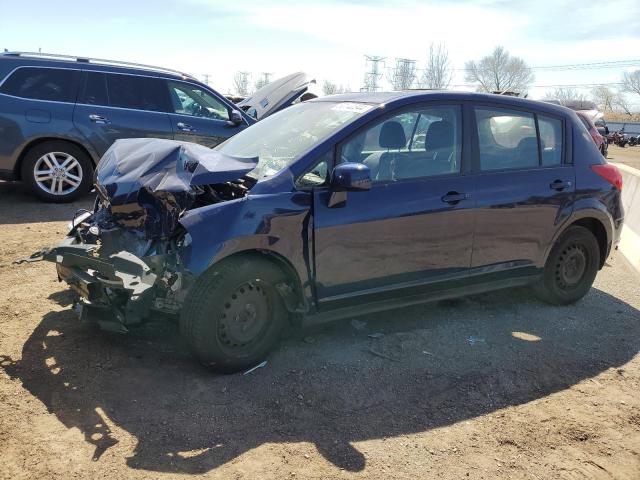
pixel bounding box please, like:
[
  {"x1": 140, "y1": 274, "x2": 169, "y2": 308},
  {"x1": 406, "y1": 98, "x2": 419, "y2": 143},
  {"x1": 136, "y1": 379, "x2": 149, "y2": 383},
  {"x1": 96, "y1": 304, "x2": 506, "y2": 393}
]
[
  {"x1": 233, "y1": 71, "x2": 250, "y2": 96},
  {"x1": 388, "y1": 58, "x2": 417, "y2": 90},
  {"x1": 322, "y1": 80, "x2": 348, "y2": 95},
  {"x1": 465, "y1": 46, "x2": 534, "y2": 94},
  {"x1": 419, "y1": 43, "x2": 452, "y2": 89},
  {"x1": 254, "y1": 72, "x2": 272, "y2": 91},
  {"x1": 543, "y1": 87, "x2": 587, "y2": 104},
  {"x1": 621, "y1": 70, "x2": 640, "y2": 96},
  {"x1": 614, "y1": 93, "x2": 634, "y2": 116},
  {"x1": 591, "y1": 86, "x2": 616, "y2": 111}
]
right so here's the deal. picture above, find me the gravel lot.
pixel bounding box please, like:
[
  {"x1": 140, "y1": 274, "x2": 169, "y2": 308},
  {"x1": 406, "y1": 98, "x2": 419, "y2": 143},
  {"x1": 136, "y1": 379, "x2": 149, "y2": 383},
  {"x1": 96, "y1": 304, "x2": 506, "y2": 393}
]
[
  {"x1": 1, "y1": 171, "x2": 640, "y2": 479},
  {"x1": 609, "y1": 144, "x2": 640, "y2": 170}
]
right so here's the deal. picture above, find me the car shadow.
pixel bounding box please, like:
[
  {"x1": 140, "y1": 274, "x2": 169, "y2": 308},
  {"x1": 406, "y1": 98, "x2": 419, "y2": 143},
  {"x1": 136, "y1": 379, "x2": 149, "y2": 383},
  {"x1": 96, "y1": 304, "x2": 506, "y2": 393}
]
[
  {"x1": 1, "y1": 286, "x2": 639, "y2": 474},
  {"x1": 0, "y1": 181, "x2": 94, "y2": 224}
]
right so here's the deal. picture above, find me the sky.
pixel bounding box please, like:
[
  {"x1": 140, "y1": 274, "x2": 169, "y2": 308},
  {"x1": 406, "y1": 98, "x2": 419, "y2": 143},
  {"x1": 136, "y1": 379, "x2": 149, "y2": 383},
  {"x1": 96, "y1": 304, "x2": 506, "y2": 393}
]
[{"x1": 1, "y1": 0, "x2": 640, "y2": 104}]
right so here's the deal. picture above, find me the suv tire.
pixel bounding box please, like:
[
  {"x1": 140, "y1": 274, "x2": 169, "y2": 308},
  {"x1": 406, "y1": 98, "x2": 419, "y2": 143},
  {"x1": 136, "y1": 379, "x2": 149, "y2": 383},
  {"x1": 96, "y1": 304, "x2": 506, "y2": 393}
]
[
  {"x1": 21, "y1": 141, "x2": 93, "y2": 203},
  {"x1": 181, "y1": 256, "x2": 288, "y2": 373},
  {"x1": 534, "y1": 226, "x2": 600, "y2": 305}
]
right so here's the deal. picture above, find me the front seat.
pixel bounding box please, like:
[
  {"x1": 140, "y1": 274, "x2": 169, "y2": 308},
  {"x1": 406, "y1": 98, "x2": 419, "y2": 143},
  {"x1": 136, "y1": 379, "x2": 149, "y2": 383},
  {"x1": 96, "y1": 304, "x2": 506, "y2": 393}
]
[
  {"x1": 364, "y1": 121, "x2": 406, "y2": 181},
  {"x1": 394, "y1": 120, "x2": 455, "y2": 179}
]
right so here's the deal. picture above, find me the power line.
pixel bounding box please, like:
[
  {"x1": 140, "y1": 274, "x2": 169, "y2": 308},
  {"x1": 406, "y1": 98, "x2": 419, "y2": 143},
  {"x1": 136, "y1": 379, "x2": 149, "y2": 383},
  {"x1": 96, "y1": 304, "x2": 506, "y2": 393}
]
[{"x1": 449, "y1": 59, "x2": 640, "y2": 72}]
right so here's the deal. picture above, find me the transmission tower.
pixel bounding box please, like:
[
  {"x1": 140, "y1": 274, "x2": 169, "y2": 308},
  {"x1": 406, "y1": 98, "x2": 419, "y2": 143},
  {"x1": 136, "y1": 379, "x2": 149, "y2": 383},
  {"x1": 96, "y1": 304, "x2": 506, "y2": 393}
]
[
  {"x1": 255, "y1": 72, "x2": 272, "y2": 90},
  {"x1": 362, "y1": 55, "x2": 386, "y2": 92},
  {"x1": 389, "y1": 58, "x2": 417, "y2": 90}
]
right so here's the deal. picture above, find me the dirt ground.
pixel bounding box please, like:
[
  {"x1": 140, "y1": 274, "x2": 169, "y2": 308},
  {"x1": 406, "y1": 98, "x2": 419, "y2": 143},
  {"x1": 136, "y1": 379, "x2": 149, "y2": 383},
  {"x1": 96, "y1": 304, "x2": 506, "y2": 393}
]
[
  {"x1": 608, "y1": 144, "x2": 640, "y2": 170},
  {"x1": 1, "y1": 170, "x2": 640, "y2": 479}
]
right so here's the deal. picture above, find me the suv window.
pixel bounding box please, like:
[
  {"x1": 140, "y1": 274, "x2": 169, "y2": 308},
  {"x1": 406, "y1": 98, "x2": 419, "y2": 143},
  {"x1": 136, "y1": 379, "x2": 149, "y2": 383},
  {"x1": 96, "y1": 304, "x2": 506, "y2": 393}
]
[
  {"x1": 0, "y1": 67, "x2": 80, "y2": 102},
  {"x1": 475, "y1": 107, "x2": 538, "y2": 171},
  {"x1": 106, "y1": 73, "x2": 169, "y2": 112},
  {"x1": 340, "y1": 105, "x2": 462, "y2": 181},
  {"x1": 79, "y1": 71, "x2": 108, "y2": 106},
  {"x1": 167, "y1": 81, "x2": 229, "y2": 120}
]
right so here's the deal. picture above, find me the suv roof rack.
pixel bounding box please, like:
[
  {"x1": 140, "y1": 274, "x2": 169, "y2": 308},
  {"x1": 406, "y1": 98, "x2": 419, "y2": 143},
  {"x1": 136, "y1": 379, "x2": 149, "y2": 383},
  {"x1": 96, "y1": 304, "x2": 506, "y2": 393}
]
[{"x1": 1, "y1": 51, "x2": 198, "y2": 81}]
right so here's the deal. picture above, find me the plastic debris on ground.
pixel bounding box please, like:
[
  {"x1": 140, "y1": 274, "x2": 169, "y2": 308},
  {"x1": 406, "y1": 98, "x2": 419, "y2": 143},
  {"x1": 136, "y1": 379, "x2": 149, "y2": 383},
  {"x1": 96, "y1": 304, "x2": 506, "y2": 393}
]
[{"x1": 243, "y1": 360, "x2": 268, "y2": 375}]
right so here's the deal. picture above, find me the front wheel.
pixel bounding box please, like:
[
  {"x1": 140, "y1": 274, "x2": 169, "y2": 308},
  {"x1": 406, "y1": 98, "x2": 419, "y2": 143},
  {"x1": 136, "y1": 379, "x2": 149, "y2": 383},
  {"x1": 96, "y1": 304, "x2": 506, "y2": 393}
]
[
  {"x1": 534, "y1": 226, "x2": 600, "y2": 305},
  {"x1": 180, "y1": 256, "x2": 288, "y2": 373}
]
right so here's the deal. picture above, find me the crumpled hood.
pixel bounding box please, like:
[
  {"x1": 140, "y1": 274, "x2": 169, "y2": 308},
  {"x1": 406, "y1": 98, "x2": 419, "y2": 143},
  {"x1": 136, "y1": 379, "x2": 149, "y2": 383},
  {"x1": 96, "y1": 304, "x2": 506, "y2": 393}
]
[{"x1": 95, "y1": 138, "x2": 257, "y2": 238}]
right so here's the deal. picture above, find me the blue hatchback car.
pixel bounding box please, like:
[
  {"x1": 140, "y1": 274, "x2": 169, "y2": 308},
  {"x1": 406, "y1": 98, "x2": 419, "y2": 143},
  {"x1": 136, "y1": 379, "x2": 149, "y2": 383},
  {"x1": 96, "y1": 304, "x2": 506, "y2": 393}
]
[{"x1": 29, "y1": 91, "x2": 624, "y2": 372}]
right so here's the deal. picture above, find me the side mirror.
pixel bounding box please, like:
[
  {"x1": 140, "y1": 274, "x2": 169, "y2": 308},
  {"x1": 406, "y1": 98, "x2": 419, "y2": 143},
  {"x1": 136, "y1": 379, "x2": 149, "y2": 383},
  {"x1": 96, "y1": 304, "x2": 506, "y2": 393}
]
[
  {"x1": 331, "y1": 163, "x2": 372, "y2": 192},
  {"x1": 227, "y1": 110, "x2": 243, "y2": 126}
]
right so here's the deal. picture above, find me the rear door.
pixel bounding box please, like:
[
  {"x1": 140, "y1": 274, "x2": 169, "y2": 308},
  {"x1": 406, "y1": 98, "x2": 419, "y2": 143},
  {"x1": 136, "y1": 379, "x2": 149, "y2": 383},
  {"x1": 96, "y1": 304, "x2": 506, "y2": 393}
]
[
  {"x1": 73, "y1": 71, "x2": 173, "y2": 157},
  {"x1": 312, "y1": 103, "x2": 476, "y2": 303},
  {"x1": 470, "y1": 105, "x2": 574, "y2": 272},
  {"x1": 165, "y1": 80, "x2": 244, "y2": 147}
]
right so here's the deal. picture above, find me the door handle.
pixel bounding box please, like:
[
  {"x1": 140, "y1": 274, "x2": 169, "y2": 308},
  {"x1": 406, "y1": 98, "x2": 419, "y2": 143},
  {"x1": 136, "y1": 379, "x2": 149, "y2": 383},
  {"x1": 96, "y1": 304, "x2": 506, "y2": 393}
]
[
  {"x1": 176, "y1": 122, "x2": 196, "y2": 133},
  {"x1": 88, "y1": 114, "x2": 109, "y2": 124},
  {"x1": 441, "y1": 192, "x2": 470, "y2": 204},
  {"x1": 549, "y1": 180, "x2": 572, "y2": 191}
]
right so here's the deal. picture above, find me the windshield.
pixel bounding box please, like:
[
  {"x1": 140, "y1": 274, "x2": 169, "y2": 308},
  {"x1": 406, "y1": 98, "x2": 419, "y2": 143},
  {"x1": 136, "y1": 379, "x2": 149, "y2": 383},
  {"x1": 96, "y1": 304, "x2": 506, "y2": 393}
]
[{"x1": 215, "y1": 101, "x2": 375, "y2": 179}]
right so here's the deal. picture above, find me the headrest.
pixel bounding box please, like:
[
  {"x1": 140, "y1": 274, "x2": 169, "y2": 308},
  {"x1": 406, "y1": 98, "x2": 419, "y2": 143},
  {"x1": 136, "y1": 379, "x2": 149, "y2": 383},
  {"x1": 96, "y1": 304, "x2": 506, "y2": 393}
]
[
  {"x1": 517, "y1": 137, "x2": 539, "y2": 151},
  {"x1": 379, "y1": 121, "x2": 406, "y2": 149},
  {"x1": 426, "y1": 120, "x2": 454, "y2": 151}
]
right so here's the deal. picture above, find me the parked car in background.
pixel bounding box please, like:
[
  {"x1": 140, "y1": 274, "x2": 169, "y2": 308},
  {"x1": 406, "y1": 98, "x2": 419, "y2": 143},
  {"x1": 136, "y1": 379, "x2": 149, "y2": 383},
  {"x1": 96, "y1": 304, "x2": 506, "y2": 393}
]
[
  {"x1": 27, "y1": 92, "x2": 624, "y2": 372},
  {"x1": 576, "y1": 111, "x2": 607, "y2": 157},
  {"x1": 0, "y1": 52, "x2": 315, "y2": 202}
]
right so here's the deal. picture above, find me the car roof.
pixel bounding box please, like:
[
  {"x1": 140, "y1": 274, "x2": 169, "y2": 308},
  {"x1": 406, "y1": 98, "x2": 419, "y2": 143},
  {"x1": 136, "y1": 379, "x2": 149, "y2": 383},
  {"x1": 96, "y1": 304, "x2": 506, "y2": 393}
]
[
  {"x1": 314, "y1": 90, "x2": 573, "y2": 117},
  {"x1": 0, "y1": 52, "x2": 196, "y2": 83}
]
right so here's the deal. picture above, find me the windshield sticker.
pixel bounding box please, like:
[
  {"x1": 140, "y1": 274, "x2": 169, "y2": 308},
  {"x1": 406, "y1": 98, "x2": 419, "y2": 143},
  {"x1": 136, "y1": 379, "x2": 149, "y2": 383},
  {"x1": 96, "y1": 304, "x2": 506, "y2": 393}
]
[{"x1": 331, "y1": 103, "x2": 375, "y2": 113}]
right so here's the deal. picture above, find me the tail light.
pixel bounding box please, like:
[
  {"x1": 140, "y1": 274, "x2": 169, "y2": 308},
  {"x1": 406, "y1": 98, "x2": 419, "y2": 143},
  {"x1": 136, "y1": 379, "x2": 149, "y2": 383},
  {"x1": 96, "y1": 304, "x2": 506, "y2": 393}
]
[{"x1": 591, "y1": 164, "x2": 622, "y2": 190}]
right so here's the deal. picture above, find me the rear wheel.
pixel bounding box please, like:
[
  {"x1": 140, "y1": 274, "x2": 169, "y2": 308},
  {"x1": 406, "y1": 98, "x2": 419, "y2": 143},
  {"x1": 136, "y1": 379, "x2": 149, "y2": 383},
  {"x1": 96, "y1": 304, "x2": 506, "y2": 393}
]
[
  {"x1": 180, "y1": 256, "x2": 288, "y2": 373},
  {"x1": 534, "y1": 226, "x2": 600, "y2": 305},
  {"x1": 21, "y1": 141, "x2": 93, "y2": 203}
]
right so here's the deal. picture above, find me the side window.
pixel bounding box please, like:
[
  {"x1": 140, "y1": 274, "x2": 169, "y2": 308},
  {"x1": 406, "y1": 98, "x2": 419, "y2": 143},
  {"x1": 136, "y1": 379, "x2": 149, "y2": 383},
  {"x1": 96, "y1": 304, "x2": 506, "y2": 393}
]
[
  {"x1": 0, "y1": 67, "x2": 80, "y2": 102},
  {"x1": 106, "y1": 74, "x2": 169, "y2": 112},
  {"x1": 339, "y1": 105, "x2": 462, "y2": 181},
  {"x1": 167, "y1": 81, "x2": 230, "y2": 120},
  {"x1": 538, "y1": 115, "x2": 563, "y2": 166},
  {"x1": 475, "y1": 107, "x2": 538, "y2": 171},
  {"x1": 79, "y1": 72, "x2": 108, "y2": 106},
  {"x1": 296, "y1": 151, "x2": 332, "y2": 189}
]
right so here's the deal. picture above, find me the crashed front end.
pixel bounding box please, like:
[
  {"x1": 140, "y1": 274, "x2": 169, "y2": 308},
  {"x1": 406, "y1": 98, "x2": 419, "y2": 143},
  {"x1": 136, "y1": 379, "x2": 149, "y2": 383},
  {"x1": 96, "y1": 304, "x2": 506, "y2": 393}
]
[{"x1": 26, "y1": 138, "x2": 257, "y2": 332}]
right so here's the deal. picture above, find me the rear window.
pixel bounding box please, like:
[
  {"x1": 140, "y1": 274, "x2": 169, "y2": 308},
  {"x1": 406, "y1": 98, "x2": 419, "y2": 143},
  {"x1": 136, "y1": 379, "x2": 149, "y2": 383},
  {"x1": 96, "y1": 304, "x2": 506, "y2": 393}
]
[
  {"x1": 106, "y1": 73, "x2": 169, "y2": 112},
  {"x1": 0, "y1": 67, "x2": 80, "y2": 102}
]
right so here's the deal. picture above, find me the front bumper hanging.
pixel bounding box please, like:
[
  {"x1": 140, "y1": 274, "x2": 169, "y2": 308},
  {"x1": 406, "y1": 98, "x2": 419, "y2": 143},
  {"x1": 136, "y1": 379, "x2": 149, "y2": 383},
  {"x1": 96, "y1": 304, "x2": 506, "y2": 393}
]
[{"x1": 18, "y1": 237, "x2": 158, "y2": 331}]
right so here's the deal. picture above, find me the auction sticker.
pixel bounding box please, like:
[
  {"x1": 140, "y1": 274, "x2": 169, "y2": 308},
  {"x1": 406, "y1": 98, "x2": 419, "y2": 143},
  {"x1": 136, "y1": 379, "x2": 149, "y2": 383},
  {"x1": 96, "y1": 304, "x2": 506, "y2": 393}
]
[{"x1": 331, "y1": 103, "x2": 375, "y2": 113}]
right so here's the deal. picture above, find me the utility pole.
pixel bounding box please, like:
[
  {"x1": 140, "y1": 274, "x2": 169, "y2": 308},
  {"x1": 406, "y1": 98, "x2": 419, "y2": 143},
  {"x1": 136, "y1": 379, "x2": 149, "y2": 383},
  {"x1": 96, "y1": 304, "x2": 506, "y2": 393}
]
[
  {"x1": 362, "y1": 55, "x2": 385, "y2": 92},
  {"x1": 202, "y1": 74, "x2": 210, "y2": 85}
]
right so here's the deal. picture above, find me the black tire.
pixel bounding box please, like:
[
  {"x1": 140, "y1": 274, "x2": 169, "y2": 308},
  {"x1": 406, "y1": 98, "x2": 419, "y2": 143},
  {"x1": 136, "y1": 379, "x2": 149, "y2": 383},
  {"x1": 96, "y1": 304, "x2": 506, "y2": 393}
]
[
  {"x1": 534, "y1": 226, "x2": 600, "y2": 305},
  {"x1": 21, "y1": 141, "x2": 93, "y2": 203},
  {"x1": 180, "y1": 255, "x2": 288, "y2": 373}
]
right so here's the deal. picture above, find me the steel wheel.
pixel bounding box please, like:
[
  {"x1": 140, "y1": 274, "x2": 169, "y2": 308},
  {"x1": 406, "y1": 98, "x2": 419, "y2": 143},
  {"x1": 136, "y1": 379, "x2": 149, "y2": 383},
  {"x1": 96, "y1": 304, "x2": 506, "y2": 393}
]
[
  {"x1": 555, "y1": 244, "x2": 588, "y2": 291},
  {"x1": 218, "y1": 282, "x2": 271, "y2": 353},
  {"x1": 33, "y1": 152, "x2": 83, "y2": 196}
]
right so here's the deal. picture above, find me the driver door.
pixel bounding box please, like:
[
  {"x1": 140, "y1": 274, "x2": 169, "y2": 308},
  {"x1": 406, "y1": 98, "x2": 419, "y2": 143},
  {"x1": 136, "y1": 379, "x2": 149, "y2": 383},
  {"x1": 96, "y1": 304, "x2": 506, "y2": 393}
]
[
  {"x1": 312, "y1": 104, "x2": 476, "y2": 303},
  {"x1": 166, "y1": 80, "x2": 244, "y2": 147}
]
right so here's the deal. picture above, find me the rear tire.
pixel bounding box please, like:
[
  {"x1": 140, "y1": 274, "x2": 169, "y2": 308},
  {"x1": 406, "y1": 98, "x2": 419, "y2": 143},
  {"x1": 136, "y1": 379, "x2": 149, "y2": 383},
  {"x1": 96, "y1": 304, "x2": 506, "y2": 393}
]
[
  {"x1": 21, "y1": 141, "x2": 93, "y2": 203},
  {"x1": 180, "y1": 256, "x2": 288, "y2": 373},
  {"x1": 534, "y1": 226, "x2": 600, "y2": 305}
]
